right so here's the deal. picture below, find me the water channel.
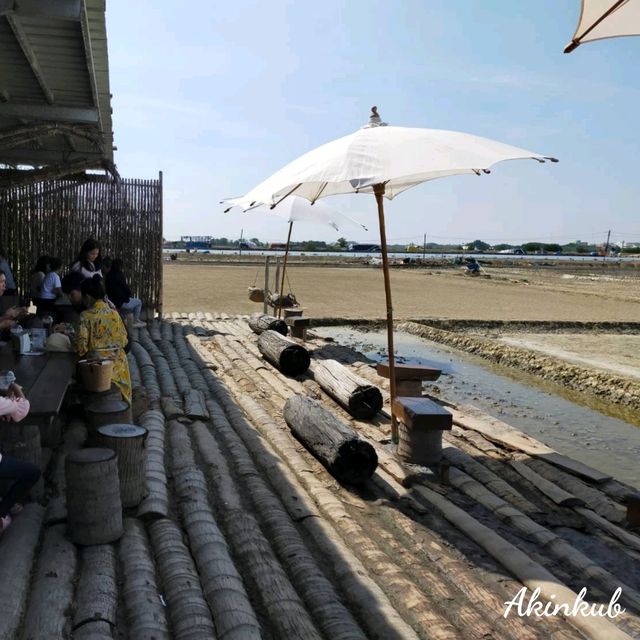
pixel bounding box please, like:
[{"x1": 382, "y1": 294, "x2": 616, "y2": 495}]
[{"x1": 315, "y1": 326, "x2": 640, "y2": 486}]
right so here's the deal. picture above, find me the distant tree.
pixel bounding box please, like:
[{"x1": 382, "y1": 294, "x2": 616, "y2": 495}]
[
  {"x1": 544, "y1": 243, "x2": 562, "y2": 253},
  {"x1": 522, "y1": 242, "x2": 541, "y2": 253},
  {"x1": 336, "y1": 237, "x2": 348, "y2": 249},
  {"x1": 467, "y1": 239, "x2": 490, "y2": 251},
  {"x1": 300, "y1": 241, "x2": 317, "y2": 251},
  {"x1": 250, "y1": 237, "x2": 262, "y2": 246},
  {"x1": 493, "y1": 244, "x2": 513, "y2": 251}
]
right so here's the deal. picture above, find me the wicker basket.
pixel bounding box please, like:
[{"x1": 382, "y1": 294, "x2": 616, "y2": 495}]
[
  {"x1": 79, "y1": 360, "x2": 114, "y2": 393},
  {"x1": 248, "y1": 287, "x2": 265, "y2": 302}
]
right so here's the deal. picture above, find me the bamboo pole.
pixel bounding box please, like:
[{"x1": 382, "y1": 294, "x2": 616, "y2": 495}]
[
  {"x1": 277, "y1": 220, "x2": 294, "y2": 318},
  {"x1": 373, "y1": 183, "x2": 398, "y2": 443}
]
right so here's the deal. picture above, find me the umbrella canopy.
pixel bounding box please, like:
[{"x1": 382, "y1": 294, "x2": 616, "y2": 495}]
[
  {"x1": 231, "y1": 110, "x2": 554, "y2": 207},
  {"x1": 225, "y1": 194, "x2": 367, "y2": 232},
  {"x1": 230, "y1": 107, "x2": 556, "y2": 442},
  {"x1": 565, "y1": 0, "x2": 640, "y2": 52}
]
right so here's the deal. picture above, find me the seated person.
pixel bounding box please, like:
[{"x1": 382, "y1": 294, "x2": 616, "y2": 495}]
[
  {"x1": 0, "y1": 271, "x2": 27, "y2": 340},
  {"x1": 29, "y1": 255, "x2": 50, "y2": 309},
  {"x1": 54, "y1": 271, "x2": 87, "y2": 326},
  {"x1": 76, "y1": 275, "x2": 131, "y2": 405},
  {"x1": 102, "y1": 258, "x2": 145, "y2": 328},
  {"x1": 38, "y1": 257, "x2": 64, "y2": 313},
  {"x1": 0, "y1": 382, "x2": 39, "y2": 535},
  {"x1": 70, "y1": 238, "x2": 102, "y2": 279}
]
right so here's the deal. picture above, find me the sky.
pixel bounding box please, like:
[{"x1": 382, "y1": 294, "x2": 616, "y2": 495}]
[{"x1": 105, "y1": 1, "x2": 640, "y2": 247}]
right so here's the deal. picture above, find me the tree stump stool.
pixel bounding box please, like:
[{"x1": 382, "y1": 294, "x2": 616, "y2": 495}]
[
  {"x1": 85, "y1": 398, "x2": 132, "y2": 445},
  {"x1": 285, "y1": 316, "x2": 310, "y2": 340},
  {"x1": 377, "y1": 362, "x2": 442, "y2": 397},
  {"x1": 65, "y1": 448, "x2": 123, "y2": 545},
  {"x1": 81, "y1": 383, "x2": 123, "y2": 408},
  {"x1": 393, "y1": 397, "x2": 452, "y2": 467},
  {"x1": 0, "y1": 422, "x2": 43, "y2": 500},
  {"x1": 96, "y1": 424, "x2": 148, "y2": 508}
]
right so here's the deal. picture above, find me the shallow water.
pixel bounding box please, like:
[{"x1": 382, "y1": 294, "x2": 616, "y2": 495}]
[{"x1": 315, "y1": 326, "x2": 640, "y2": 487}]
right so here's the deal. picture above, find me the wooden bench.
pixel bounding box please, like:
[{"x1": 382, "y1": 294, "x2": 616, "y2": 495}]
[
  {"x1": 285, "y1": 316, "x2": 311, "y2": 340},
  {"x1": 392, "y1": 396, "x2": 452, "y2": 469},
  {"x1": 377, "y1": 362, "x2": 441, "y2": 396}
]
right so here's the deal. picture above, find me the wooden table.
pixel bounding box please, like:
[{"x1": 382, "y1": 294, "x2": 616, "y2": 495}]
[{"x1": 0, "y1": 344, "x2": 75, "y2": 421}]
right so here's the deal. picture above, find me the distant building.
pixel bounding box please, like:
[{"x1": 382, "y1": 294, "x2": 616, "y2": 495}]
[
  {"x1": 181, "y1": 235, "x2": 212, "y2": 250},
  {"x1": 348, "y1": 243, "x2": 381, "y2": 252}
]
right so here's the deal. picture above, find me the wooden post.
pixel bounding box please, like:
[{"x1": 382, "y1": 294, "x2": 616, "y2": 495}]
[
  {"x1": 373, "y1": 182, "x2": 398, "y2": 443},
  {"x1": 65, "y1": 448, "x2": 123, "y2": 545},
  {"x1": 283, "y1": 395, "x2": 378, "y2": 484},
  {"x1": 248, "y1": 312, "x2": 288, "y2": 336},
  {"x1": 310, "y1": 359, "x2": 383, "y2": 419},
  {"x1": 97, "y1": 424, "x2": 148, "y2": 508},
  {"x1": 263, "y1": 256, "x2": 270, "y2": 315},
  {"x1": 278, "y1": 220, "x2": 294, "y2": 319},
  {"x1": 257, "y1": 330, "x2": 310, "y2": 375}
]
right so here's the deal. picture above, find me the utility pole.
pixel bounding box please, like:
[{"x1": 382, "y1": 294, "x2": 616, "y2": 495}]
[
  {"x1": 423, "y1": 233, "x2": 426, "y2": 261},
  {"x1": 603, "y1": 229, "x2": 611, "y2": 261},
  {"x1": 239, "y1": 228, "x2": 244, "y2": 256}
]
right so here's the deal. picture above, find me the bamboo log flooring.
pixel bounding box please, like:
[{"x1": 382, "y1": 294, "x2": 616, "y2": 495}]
[{"x1": 2, "y1": 313, "x2": 639, "y2": 639}]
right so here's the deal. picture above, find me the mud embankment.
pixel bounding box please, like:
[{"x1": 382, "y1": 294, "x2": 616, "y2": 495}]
[{"x1": 398, "y1": 321, "x2": 640, "y2": 412}]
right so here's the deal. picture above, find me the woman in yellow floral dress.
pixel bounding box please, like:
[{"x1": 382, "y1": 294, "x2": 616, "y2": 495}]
[{"x1": 76, "y1": 275, "x2": 131, "y2": 404}]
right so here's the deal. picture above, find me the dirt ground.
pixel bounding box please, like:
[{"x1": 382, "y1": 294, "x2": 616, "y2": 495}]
[{"x1": 162, "y1": 261, "x2": 640, "y2": 322}]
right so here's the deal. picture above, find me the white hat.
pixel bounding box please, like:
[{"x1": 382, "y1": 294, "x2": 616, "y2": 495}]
[{"x1": 46, "y1": 333, "x2": 72, "y2": 352}]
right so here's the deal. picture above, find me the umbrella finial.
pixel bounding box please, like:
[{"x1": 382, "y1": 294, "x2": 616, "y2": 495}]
[{"x1": 363, "y1": 105, "x2": 388, "y2": 128}]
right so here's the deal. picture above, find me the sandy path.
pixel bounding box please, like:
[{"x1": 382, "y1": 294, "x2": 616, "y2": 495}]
[{"x1": 163, "y1": 263, "x2": 640, "y2": 322}]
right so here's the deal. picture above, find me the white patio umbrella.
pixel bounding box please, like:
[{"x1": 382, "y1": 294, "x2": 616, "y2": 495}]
[
  {"x1": 224, "y1": 195, "x2": 367, "y2": 317},
  {"x1": 231, "y1": 107, "x2": 557, "y2": 442},
  {"x1": 565, "y1": 0, "x2": 640, "y2": 52}
]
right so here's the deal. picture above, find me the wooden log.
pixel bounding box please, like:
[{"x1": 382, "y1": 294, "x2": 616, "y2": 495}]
[
  {"x1": 118, "y1": 519, "x2": 169, "y2": 640},
  {"x1": 73, "y1": 545, "x2": 118, "y2": 630},
  {"x1": 160, "y1": 395, "x2": 184, "y2": 420},
  {"x1": 65, "y1": 448, "x2": 123, "y2": 545},
  {"x1": 148, "y1": 519, "x2": 217, "y2": 639},
  {"x1": 310, "y1": 359, "x2": 383, "y2": 419},
  {"x1": 73, "y1": 620, "x2": 113, "y2": 639},
  {"x1": 97, "y1": 424, "x2": 148, "y2": 508},
  {"x1": 283, "y1": 394, "x2": 378, "y2": 484},
  {"x1": 131, "y1": 385, "x2": 149, "y2": 422},
  {"x1": 249, "y1": 312, "x2": 288, "y2": 336},
  {"x1": 258, "y1": 330, "x2": 310, "y2": 376},
  {"x1": 136, "y1": 410, "x2": 168, "y2": 521},
  {"x1": 20, "y1": 524, "x2": 77, "y2": 640},
  {"x1": 0, "y1": 504, "x2": 45, "y2": 640},
  {"x1": 183, "y1": 388, "x2": 209, "y2": 420},
  {"x1": 509, "y1": 458, "x2": 585, "y2": 507}
]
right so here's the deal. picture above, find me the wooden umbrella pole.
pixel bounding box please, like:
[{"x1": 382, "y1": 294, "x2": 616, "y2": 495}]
[
  {"x1": 374, "y1": 183, "x2": 398, "y2": 443},
  {"x1": 278, "y1": 220, "x2": 294, "y2": 319}
]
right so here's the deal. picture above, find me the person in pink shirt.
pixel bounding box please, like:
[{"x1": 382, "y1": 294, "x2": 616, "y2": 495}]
[{"x1": 0, "y1": 382, "x2": 39, "y2": 534}]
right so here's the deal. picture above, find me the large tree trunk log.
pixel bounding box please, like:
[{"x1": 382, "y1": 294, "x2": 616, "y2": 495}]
[
  {"x1": 96, "y1": 424, "x2": 148, "y2": 508},
  {"x1": 283, "y1": 395, "x2": 378, "y2": 484},
  {"x1": 249, "y1": 312, "x2": 288, "y2": 336},
  {"x1": 118, "y1": 518, "x2": 170, "y2": 640},
  {"x1": 136, "y1": 410, "x2": 168, "y2": 521},
  {"x1": 310, "y1": 359, "x2": 383, "y2": 419},
  {"x1": 0, "y1": 504, "x2": 44, "y2": 640},
  {"x1": 73, "y1": 545, "x2": 118, "y2": 631},
  {"x1": 65, "y1": 448, "x2": 123, "y2": 545},
  {"x1": 20, "y1": 524, "x2": 77, "y2": 640},
  {"x1": 258, "y1": 330, "x2": 310, "y2": 376},
  {"x1": 148, "y1": 519, "x2": 217, "y2": 639}
]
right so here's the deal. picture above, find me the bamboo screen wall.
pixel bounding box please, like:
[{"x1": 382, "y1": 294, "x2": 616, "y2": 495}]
[{"x1": 0, "y1": 173, "x2": 163, "y2": 311}]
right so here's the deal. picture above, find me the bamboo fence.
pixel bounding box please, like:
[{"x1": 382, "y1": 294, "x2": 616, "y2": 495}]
[{"x1": 0, "y1": 172, "x2": 163, "y2": 311}]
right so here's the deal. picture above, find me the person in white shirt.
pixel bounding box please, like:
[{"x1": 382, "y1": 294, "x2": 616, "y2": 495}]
[
  {"x1": 29, "y1": 255, "x2": 50, "y2": 306},
  {"x1": 39, "y1": 257, "x2": 63, "y2": 313}
]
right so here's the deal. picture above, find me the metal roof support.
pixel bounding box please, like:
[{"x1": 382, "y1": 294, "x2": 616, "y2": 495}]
[
  {"x1": 0, "y1": 123, "x2": 102, "y2": 150},
  {"x1": 0, "y1": 157, "x2": 106, "y2": 190},
  {"x1": 0, "y1": 0, "x2": 82, "y2": 21},
  {"x1": 6, "y1": 13, "x2": 55, "y2": 104},
  {"x1": 80, "y1": 1, "x2": 102, "y2": 132},
  {"x1": 0, "y1": 104, "x2": 99, "y2": 123}
]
